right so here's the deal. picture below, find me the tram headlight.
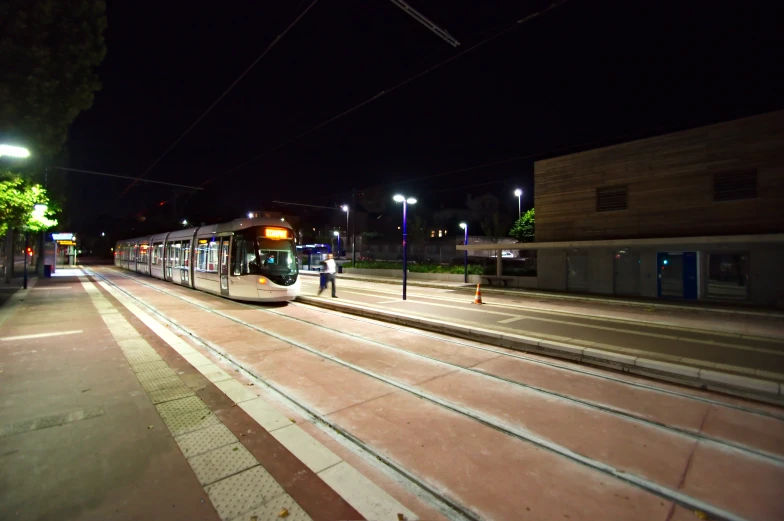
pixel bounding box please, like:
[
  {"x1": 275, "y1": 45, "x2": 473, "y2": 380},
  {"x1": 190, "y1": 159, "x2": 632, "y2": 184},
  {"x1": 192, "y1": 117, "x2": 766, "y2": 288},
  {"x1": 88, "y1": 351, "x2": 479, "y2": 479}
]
[{"x1": 258, "y1": 277, "x2": 267, "y2": 284}]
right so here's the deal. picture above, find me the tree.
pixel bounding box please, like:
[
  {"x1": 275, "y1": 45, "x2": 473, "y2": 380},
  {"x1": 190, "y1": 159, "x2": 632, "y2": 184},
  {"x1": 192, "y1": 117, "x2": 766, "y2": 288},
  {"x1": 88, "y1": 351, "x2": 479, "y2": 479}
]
[
  {"x1": 0, "y1": 171, "x2": 58, "y2": 237},
  {"x1": 0, "y1": 0, "x2": 107, "y2": 157},
  {"x1": 480, "y1": 212, "x2": 511, "y2": 243},
  {"x1": 509, "y1": 208, "x2": 535, "y2": 243}
]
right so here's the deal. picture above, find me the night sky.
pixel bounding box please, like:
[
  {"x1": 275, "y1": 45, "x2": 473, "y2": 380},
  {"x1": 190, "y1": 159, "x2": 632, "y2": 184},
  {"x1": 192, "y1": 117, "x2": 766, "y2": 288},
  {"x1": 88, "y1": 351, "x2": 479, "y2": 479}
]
[{"x1": 65, "y1": 0, "x2": 784, "y2": 230}]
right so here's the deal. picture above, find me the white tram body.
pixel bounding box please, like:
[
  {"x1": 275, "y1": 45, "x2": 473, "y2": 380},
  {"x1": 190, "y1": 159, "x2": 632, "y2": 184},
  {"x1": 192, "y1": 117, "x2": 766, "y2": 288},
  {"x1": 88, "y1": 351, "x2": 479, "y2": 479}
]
[{"x1": 115, "y1": 217, "x2": 300, "y2": 302}]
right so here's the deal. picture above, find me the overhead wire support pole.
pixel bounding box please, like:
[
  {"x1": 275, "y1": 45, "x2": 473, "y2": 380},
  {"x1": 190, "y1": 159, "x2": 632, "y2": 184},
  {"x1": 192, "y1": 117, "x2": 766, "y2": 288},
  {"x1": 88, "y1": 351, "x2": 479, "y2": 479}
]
[{"x1": 388, "y1": 0, "x2": 460, "y2": 47}]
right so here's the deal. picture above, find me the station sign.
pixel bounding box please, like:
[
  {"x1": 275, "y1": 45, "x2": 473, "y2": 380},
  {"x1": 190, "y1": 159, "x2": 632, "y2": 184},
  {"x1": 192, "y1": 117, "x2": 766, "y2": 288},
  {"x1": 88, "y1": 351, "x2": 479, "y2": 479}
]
[
  {"x1": 52, "y1": 233, "x2": 74, "y2": 241},
  {"x1": 58, "y1": 240, "x2": 76, "y2": 246}
]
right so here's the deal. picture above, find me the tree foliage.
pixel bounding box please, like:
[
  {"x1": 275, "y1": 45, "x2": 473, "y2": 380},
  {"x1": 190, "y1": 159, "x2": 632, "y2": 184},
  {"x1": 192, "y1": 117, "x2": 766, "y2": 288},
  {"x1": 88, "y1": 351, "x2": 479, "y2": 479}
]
[
  {"x1": 0, "y1": 170, "x2": 58, "y2": 236},
  {"x1": 0, "y1": 0, "x2": 107, "y2": 157},
  {"x1": 509, "y1": 208, "x2": 535, "y2": 243}
]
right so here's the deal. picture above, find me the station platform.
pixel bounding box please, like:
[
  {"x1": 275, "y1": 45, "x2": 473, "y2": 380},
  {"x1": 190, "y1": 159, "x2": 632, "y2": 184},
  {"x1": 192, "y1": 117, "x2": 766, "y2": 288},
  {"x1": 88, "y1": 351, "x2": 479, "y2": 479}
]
[{"x1": 0, "y1": 272, "x2": 398, "y2": 521}]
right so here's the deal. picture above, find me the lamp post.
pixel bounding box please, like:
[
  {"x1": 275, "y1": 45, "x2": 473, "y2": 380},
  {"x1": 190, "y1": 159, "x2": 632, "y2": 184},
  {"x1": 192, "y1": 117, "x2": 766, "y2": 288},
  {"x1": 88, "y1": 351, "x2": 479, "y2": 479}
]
[
  {"x1": 514, "y1": 188, "x2": 523, "y2": 220},
  {"x1": 393, "y1": 194, "x2": 417, "y2": 300},
  {"x1": 2, "y1": 144, "x2": 31, "y2": 284},
  {"x1": 341, "y1": 204, "x2": 352, "y2": 264},
  {"x1": 459, "y1": 222, "x2": 468, "y2": 283},
  {"x1": 333, "y1": 230, "x2": 340, "y2": 258}
]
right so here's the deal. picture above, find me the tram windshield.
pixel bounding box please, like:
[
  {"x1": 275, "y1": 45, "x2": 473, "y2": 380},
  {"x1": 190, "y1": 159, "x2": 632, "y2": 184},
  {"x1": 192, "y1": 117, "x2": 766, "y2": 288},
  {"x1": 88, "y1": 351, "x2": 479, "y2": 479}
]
[{"x1": 232, "y1": 228, "x2": 298, "y2": 285}]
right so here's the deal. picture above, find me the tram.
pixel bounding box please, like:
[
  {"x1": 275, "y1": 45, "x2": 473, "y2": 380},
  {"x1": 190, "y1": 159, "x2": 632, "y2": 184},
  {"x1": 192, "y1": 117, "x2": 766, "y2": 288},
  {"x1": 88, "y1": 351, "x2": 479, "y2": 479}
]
[{"x1": 115, "y1": 217, "x2": 300, "y2": 302}]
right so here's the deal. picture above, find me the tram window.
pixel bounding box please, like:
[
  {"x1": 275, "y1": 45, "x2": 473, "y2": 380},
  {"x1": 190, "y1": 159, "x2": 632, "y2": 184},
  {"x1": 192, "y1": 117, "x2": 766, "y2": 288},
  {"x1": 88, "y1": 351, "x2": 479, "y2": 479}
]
[
  {"x1": 196, "y1": 241, "x2": 208, "y2": 271},
  {"x1": 208, "y1": 241, "x2": 219, "y2": 272},
  {"x1": 152, "y1": 243, "x2": 163, "y2": 265},
  {"x1": 182, "y1": 241, "x2": 191, "y2": 268},
  {"x1": 168, "y1": 242, "x2": 181, "y2": 268},
  {"x1": 196, "y1": 240, "x2": 218, "y2": 272},
  {"x1": 256, "y1": 238, "x2": 297, "y2": 275},
  {"x1": 139, "y1": 245, "x2": 149, "y2": 264},
  {"x1": 232, "y1": 236, "x2": 253, "y2": 275}
]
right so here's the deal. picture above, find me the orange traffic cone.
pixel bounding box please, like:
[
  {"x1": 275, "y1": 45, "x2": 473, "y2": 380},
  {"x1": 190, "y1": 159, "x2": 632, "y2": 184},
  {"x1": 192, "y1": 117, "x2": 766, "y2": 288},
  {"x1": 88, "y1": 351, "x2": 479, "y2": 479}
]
[{"x1": 472, "y1": 284, "x2": 484, "y2": 305}]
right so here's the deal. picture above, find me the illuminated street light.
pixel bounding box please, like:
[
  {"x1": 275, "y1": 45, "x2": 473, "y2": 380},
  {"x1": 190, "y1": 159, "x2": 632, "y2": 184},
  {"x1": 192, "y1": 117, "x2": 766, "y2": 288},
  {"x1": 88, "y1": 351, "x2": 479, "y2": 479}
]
[
  {"x1": 514, "y1": 188, "x2": 523, "y2": 219},
  {"x1": 182, "y1": 219, "x2": 188, "y2": 226},
  {"x1": 393, "y1": 194, "x2": 417, "y2": 300},
  {"x1": 333, "y1": 230, "x2": 340, "y2": 257},
  {"x1": 248, "y1": 212, "x2": 254, "y2": 219},
  {"x1": 341, "y1": 204, "x2": 352, "y2": 264},
  {"x1": 0, "y1": 144, "x2": 30, "y2": 158},
  {"x1": 101, "y1": 232, "x2": 106, "y2": 237},
  {"x1": 459, "y1": 222, "x2": 468, "y2": 283}
]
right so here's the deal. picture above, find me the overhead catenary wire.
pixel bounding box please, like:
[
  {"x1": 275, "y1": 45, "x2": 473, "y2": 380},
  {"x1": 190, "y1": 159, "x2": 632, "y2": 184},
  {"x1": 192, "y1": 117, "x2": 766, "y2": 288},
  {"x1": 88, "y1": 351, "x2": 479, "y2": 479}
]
[
  {"x1": 117, "y1": 0, "x2": 320, "y2": 199},
  {"x1": 53, "y1": 167, "x2": 203, "y2": 190},
  {"x1": 204, "y1": 0, "x2": 572, "y2": 185}
]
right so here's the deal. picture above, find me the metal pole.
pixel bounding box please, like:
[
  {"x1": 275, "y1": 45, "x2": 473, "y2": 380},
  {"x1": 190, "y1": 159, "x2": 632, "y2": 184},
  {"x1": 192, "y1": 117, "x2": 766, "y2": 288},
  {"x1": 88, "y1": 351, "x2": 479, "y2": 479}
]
[
  {"x1": 402, "y1": 200, "x2": 407, "y2": 300},
  {"x1": 464, "y1": 226, "x2": 468, "y2": 283},
  {"x1": 518, "y1": 195, "x2": 521, "y2": 219},
  {"x1": 351, "y1": 189, "x2": 356, "y2": 266},
  {"x1": 346, "y1": 210, "x2": 350, "y2": 261},
  {"x1": 23, "y1": 232, "x2": 29, "y2": 289}
]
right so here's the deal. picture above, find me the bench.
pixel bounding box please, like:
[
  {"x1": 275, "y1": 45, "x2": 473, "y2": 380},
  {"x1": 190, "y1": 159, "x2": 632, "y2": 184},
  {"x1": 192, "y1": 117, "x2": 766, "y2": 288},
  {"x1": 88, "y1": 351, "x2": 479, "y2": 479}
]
[{"x1": 481, "y1": 275, "x2": 515, "y2": 287}]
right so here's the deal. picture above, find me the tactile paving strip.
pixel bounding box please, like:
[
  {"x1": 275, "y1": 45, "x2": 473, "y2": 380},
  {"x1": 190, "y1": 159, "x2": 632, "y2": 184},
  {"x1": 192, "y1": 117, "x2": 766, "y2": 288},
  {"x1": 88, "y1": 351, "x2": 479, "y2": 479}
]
[
  {"x1": 227, "y1": 492, "x2": 312, "y2": 521},
  {"x1": 118, "y1": 338, "x2": 154, "y2": 351},
  {"x1": 149, "y1": 384, "x2": 195, "y2": 404},
  {"x1": 163, "y1": 409, "x2": 222, "y2": 437},
  {"x1": 175, "y1": 423, "x2": 238, "y2": 459},
  {"x1": 205, "y1": 466, "x2": 287, "y2": 520},
  {"x1": 130, "y1": 359, "x2": 168, "y2": 373},
  {"x1": 140, "y1": 374, "x2": 184, "y2": 393},
  {"x1": 156, "y1": 395, "x2": 208, "y2": 418},
  {"x1": 188, "y1": 442, "x2": 258, "y2": 486},
  {"x1": 135, "y1": 367, "x2": 179, "y2": 383}
]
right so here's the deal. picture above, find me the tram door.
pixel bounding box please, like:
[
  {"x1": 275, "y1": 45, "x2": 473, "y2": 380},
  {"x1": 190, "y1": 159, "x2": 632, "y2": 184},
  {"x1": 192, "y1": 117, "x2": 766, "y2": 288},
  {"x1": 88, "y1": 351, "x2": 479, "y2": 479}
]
[
  {"x1": 219, "y1": 237, "x2": 230, "y2": 296},
  {"x1": 180, "y1": 240, "x2": 191, "y2": 286},
  {"x1": 169, "y1": 242, "x2": 181, "y2": 284}
]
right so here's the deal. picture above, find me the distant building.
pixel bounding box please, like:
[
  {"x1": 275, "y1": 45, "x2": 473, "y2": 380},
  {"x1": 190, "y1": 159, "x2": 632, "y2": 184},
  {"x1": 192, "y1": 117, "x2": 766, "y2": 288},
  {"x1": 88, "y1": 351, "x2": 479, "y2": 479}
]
[{"x1": 533, "y1": 110, "x2": 784, "y2": 306}]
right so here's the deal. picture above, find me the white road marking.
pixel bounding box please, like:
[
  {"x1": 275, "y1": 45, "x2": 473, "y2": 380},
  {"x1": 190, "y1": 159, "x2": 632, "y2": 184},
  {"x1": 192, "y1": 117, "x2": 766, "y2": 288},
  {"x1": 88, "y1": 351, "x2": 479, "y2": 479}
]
[
  {"x1": 497, "y1": 316, "x2": 525, "y2": 324},
  {"x1": 0, "y1": 330, "x2": 83, "y2": 342}
]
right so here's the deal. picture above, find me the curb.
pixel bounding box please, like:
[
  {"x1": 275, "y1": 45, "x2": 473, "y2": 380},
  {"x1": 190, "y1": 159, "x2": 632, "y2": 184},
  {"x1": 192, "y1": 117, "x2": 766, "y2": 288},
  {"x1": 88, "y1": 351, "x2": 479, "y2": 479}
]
[
  {"x1": 296, "y1": 295, "x2": 784, "y2": 405},
  {"x1": 300, "y1": 272, "x2": 784, "y2": 318}
]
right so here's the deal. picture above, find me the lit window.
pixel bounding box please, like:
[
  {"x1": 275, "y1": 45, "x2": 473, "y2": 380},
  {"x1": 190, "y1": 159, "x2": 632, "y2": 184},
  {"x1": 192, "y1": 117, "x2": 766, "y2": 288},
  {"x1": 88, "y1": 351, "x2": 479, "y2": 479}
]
[{"x1": 430, "y1": 231, "x2": 435, "y2": 238}]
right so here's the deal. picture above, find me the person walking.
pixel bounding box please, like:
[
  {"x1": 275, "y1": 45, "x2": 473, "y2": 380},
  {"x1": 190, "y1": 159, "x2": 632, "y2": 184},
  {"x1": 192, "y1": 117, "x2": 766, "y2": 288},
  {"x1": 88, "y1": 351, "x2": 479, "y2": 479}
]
[{"x1": 318, "y1": 253, "x2": 337, "y2": 298}]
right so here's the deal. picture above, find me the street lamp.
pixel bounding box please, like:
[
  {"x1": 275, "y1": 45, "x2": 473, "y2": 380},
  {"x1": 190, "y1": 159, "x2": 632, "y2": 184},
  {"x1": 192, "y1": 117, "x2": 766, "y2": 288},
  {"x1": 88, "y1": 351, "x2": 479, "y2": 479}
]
[
  {"x1": 333, "y1": 230, "x2": 340, "y2": 258},
  {"x1": 514, "y1": 188, "x2": 523, "y2": 219},
  {"x1": 0, "y1": 144, "x2": 30, "y2": 158},
  {"x1": 393, "y1": 194, "x2": 417, "y2": 300},
  {"x1": 341, "y1": 204, "x2": 352, "y2": 264},
  {"x1": 459, "y1": 222, "x2": 468, "y2": 283}
]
